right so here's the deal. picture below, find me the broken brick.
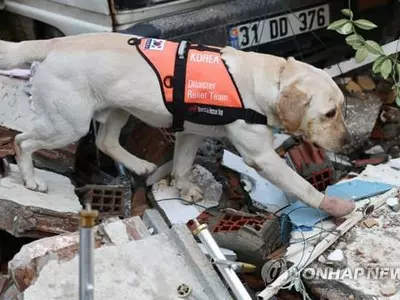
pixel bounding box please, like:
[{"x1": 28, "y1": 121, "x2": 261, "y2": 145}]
[
  {"x1": 131, "y1": 186, "x2": 149, "y2": 217},
  {"x1": 361, "y1": 218, "x2": 379, "y2": 228},
  {"x1": 356, "y1": 75, "x2": 376, "y2": 91},
  {"x1": 76, "y1": 184, "x2": 130, "y2": 222},
  {"x1": 345, "y1": 80, "x2": 364, "y2": 94},
  {"x1": 124, "y1": 121, "x2": 174, "y2": 167},
  {"x1": 285, "y1": 141, "x2": 334, "y2": 191}
]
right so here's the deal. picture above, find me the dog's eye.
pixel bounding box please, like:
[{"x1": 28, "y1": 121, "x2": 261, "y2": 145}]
[{"x1": 325, "y1": 109, "x2": 336, "y2": 118}]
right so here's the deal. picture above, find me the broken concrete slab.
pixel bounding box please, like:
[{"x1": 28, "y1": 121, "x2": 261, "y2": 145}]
[
  {"x1": 142, "y1": 208, "x2": 169, "y2": 234},
  {"x1": 0, "y1": 164, "x2": 81, "y2": 213},
  {"x1": 8, "y1": 216, "x2": 151, "y2": 293},
  {"x1": 186, "y1": 164, "x2": 222, "y2": 204},
  {"x1": 341, "y1": 93, "x2": 382, "y2": 155},
  {"x1": 99, "y1": 216, "x2": 151, "y2": 244},
  {"x1": 22, "y1": 224, "x2": 233, "y2": 300},
  {"x1": 0, "y1": 164, "x2": 81, "y2": 238}
]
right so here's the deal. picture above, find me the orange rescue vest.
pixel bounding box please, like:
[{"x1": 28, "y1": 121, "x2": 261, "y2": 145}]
[{"x1": 127, "y1": 37, "x2": 267, "y2": 132}]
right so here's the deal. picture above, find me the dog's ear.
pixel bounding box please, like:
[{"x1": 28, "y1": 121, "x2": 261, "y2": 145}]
[{"x1": 276, "y1": 84, "x2": 310, "y2": 133}]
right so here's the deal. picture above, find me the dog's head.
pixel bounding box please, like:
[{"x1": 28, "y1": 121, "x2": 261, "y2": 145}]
[{"x1": 275, "y1": 57, "x2": 351, "y2": 152}]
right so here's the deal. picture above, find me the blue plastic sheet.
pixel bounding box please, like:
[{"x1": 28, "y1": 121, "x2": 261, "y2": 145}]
[{"x1": 282, "y1": 180, "x2": 394, "y2": 231}]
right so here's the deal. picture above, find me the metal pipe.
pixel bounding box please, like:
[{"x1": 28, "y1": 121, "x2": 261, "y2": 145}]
[
  {"x1": 188, "y1": 219, "x2": 252, "y2": 300},
  {"x1": 79, "y1": 204, "x2": 98, "y2": 300}
]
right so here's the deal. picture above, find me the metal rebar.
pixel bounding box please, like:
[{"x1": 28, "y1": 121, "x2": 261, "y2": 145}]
[{"x1": 79, "y1": 204, "x2": 98, "y2": 300}]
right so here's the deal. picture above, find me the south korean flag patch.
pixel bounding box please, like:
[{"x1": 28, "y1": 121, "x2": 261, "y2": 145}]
[{"x1": 144, "y1": 38, "x2": 165, "y2": 51}]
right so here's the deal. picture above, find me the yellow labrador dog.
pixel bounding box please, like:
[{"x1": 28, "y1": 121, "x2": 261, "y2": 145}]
[{"x1": 0, "y1": 33, "x2": 355, "y2": 217}]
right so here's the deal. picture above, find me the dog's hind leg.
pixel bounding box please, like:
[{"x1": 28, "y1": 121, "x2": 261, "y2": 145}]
[
  {"x1": 171, "y1": 133, "x2": 205, "y2": 203},
  {"x1": 14, "y1": 118, "x2": 90, "y2": 192},
  {"x1": 95, "y1": 108, "x2": 157, "y2": 176}
]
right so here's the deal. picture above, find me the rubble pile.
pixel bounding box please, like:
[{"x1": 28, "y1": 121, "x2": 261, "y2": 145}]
[{"x1": 1, "y1": 67, "x2": 400, "y2": 300}]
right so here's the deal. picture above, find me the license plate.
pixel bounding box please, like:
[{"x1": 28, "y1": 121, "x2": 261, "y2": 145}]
[{"x1": 227, "y1": 4, "x2": 330, "y2": 49}]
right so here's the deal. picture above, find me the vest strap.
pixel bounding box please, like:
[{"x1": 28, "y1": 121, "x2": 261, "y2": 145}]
[
  {"x1": 171, "y1": 40, "x2": 190, "y2": 132},
  {"x1": 229, "y1": 108, "x2": 268, "y2": 125}
]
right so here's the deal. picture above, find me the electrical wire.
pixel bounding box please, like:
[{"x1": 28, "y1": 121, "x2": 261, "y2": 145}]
[{"x1": 156, "y1": 197, "x2": 210, "y2": 209}]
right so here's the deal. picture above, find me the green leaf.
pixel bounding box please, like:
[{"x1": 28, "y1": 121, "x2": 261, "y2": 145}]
[
  {"x1": 380, "y1": 58, "x2": 393, "y2": 79},
  {"x1": 354, "y1": 19, "x2": 378, "y2": 30},
  {"x1": 345, "y1": 34, "x2": 361, "y2": 45},
  {"x1": 336, "y1": 22, "x2": 353, "y2": 35},
  {"x1": 355, "y1": 47, "x2": 369, "y2": 63},
  {"x1": 346, "y1": 34, "x2": 364, "y2": 49},
  {"x1": 372, "y1": 55, "x2": 387, "y2": 73},
  {"x1": 351, "y1": 42, "x2": 364, "y2": 50},
  {"x1": 396, "y1": 94, "x2": 400, "y2": 107},
  {"x1": 327, "y1": 19, "x2": 350, "y2": 30},
  {"x1": 396, "y1": 62, "x2": 400, "y2": 76},
  {"x1": 341, "y1": 9, "x2": 353, "y2": 18},
  {"x1": 365, "y1": 40, "x2": 384, "y2": 55}
]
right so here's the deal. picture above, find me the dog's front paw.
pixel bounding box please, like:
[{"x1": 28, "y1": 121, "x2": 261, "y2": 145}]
[
  {"x1": 25, "y1": 176, "x2": 48, "y2": 193},
  {"x1": 135, "y1": 160, "x2": 157, "y2": 176},
  {"x1": 174, "y1": 180, "x2": 203, "y2": 203}
]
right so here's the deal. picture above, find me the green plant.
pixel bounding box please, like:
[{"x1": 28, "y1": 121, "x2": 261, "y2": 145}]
[{"x1": 327, "y1": 8, "x2": 400, "y2": 106}]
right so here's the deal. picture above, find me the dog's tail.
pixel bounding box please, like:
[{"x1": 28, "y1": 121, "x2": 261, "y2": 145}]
[{"x1": 0, "y1": 39, "x2": 54, "y2": 69}]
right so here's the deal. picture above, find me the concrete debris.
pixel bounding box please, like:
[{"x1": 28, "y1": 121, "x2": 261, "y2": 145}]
[
  {"x1": 326, "y1": 249, "x2": 347, "y2": 269},
  {"x1": 334, "y1": 204, "x2": 400, "y2": 297},
  {"x1": 380, "y1": 280, "x2": 397, "y2": 297},
  {"x1": 364, "y1": 145, "x2": 385, "y2": 155},
  {"x1": 186, "y1": 164, "x2": 223, "y2": 205},
  {"x1": 8, "y1": 216, "x2": 153, "y2": 293},
  {"x1": 142, "y1": 208, "x2": 170, "y2": 234},
  {"x1": 100, "y1": 218, "x2": 135, "y2": 245},
  {"x1": 194, "y1": 137, "x2": 227, "y2": 174},
  {"x1": 336, "y1": 241, "x2": 347, "y2": 250},
  {"x1": 0, "y1": 164, "x2": 81, "y2": 238},
  {"x1": 22, "y1": 224, "x2": 232, "y2": 300},
  {"x1": 341, "y1": 93, "x2": 382, "y2": 154},
  {"x1": 386, "y1": 197, "x2": 400, "y2": 212}
]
